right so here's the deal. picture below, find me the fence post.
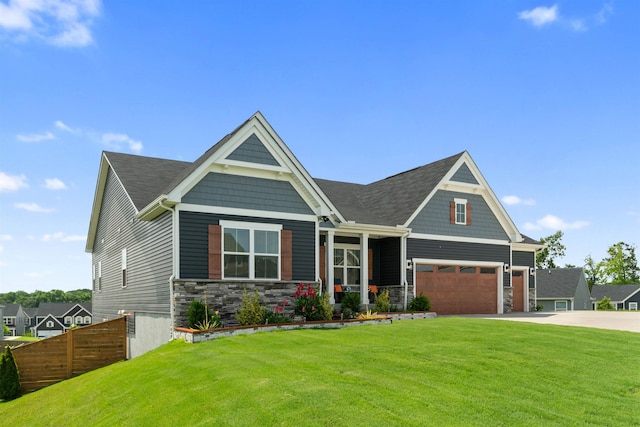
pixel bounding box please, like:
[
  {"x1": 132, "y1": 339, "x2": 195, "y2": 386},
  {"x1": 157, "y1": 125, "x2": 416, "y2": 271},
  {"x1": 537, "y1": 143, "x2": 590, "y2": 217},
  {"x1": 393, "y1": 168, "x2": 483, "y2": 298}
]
[{"x1": 66, "y1": 327, "x2": 74, "y2": 378}]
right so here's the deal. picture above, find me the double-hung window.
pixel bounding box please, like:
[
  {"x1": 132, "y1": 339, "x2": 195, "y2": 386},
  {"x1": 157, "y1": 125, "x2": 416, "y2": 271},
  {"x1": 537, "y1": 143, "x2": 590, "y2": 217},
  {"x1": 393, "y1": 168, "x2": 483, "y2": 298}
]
[
  {"x1": 455, "y1": 198, "x2": 467, "y2": 224},
  {"x1": 221, "y1": 221, "x2": 281, "y2": 280}
]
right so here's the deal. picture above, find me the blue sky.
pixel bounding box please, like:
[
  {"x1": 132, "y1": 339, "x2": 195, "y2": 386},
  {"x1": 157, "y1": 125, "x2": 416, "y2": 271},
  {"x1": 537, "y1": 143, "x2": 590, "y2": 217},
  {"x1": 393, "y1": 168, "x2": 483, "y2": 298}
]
[{"x1": 0, "y1": 1, "x2": 638, "y2": 293}]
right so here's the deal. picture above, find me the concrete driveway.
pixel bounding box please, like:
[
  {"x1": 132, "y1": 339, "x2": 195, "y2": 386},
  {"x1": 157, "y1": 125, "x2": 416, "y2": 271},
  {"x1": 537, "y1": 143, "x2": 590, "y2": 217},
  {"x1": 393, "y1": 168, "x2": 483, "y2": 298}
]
[{"x1": 458, "y1": 311, "x2": 640, "y2": 333}]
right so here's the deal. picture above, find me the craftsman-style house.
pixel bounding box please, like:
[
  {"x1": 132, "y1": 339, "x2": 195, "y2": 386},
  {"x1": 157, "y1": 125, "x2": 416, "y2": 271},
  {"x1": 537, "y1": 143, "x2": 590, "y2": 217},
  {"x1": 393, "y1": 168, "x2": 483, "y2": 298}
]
[{"x1": 87, "y1": 112, "x2": 541, "y2": 357}]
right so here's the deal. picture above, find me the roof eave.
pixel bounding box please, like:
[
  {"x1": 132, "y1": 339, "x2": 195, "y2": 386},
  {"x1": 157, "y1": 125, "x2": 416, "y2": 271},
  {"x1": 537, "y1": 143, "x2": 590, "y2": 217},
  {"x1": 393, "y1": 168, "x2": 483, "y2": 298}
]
[{"x1": 136, "y1": 195, "x2": 177, "y2": 221}]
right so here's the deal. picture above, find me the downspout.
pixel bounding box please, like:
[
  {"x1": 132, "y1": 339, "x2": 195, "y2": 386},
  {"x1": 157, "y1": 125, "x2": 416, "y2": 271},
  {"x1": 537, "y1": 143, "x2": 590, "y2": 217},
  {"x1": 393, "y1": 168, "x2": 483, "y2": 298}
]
[
  {"x1": 159, "y1": 199, "x2": 177, "y2": 338},
  {"x1": 401, "y1": 231, "x2": 410, "y2": 311}
]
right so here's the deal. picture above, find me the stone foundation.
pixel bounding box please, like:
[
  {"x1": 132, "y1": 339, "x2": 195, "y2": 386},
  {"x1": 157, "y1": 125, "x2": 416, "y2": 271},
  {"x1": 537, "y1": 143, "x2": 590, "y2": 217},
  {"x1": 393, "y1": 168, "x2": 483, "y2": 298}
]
[{"x1": 173, "y1": 279, "x2": 317, "y2": 328}]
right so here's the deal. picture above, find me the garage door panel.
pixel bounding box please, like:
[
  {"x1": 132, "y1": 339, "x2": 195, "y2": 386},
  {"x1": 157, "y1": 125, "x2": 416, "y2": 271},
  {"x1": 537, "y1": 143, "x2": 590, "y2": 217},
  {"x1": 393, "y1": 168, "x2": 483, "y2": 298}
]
[{"x1": 416, "y1": 266, "x2": 498, "y2": 315}]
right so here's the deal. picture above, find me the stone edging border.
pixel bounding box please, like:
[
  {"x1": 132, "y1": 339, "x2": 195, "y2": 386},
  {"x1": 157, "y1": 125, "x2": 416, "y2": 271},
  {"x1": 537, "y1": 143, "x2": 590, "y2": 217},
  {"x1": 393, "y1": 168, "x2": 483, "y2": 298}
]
[{"x1": 173, "y1": 312, "x2": 437, "y2": 344}]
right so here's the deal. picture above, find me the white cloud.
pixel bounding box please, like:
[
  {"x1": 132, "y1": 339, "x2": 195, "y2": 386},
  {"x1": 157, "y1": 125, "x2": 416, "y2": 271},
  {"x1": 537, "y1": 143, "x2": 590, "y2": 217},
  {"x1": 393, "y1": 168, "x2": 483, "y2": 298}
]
[
  {"x1": 0, "y1": 0, "x2": 101, "y2": 47},
  {"x1": 42, "y1": 232, "x2": 85, "y2": 242},
  {"x1": 44, "y1": 178, "x2": 67, "y2": 190},
  {"x1": 17, "y1": 131, "x2": 55, "y2": 142},
  {"x1": 24, "y1": 271, "x2": 47, "y2": 279},
  {"x1": 54, "y1": 120, "x2": 74, "y2": 132},
  {"x1": 502, "y1": 195, "x2": 536, "y2": 206},
  {"x1": 14, "y1": 202, "x2": 55, "y2": 213},
  {"x1": 0, "y1": 172, "x2": 28, "y2": 192},
  {"x1": 595, "y1": 2, "x2": 614, "y2": 24},
  {"x1": 102, "y1": 132, "x2": 144, "y2": 153},
  {"x1": 570, "y1": 19, "x2": 587, "y2": 32},
  {"x1": 0, "y1": 235, "x2": 12, "y2": 241},
  {"x1": 518, "y1": 5, "x2": 558, "y2": 27},
  {"x1": 523, "y1": 214, "x2": 589, "y2": 231}
]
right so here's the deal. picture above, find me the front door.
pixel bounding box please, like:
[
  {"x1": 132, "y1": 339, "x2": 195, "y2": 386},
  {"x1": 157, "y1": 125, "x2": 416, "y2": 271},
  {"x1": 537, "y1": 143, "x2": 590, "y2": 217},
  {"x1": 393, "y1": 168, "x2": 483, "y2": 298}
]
[{"x1": 512, "y1": 271, "x2": 525, "y2": 312}]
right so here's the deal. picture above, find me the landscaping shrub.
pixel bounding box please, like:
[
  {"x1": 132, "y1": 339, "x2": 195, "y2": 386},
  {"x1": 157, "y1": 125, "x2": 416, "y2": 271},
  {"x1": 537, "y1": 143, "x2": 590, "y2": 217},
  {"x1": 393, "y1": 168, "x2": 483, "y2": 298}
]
[
  {"x1": 341, "y1": 291, "x2": 361, "y2": 315},
  {"x1": 0, "y1": 345, "x2": 20, "y2": 401},
  {"x1": 293, "y1": 283, "x2": 328, "y2": 321},
  {"x1": 318, "y1": 292, "x2": 333, "y2": 320},
  {"x1": 596, "y1": 296, "x2": 614, "y2": 311},
  {"x1": 236, "y1": 289, "x2": 266, "y2": 326},
  {"x1": 187, "y1": 300, "x2": 220, "y2": 329},
  {"x1": 264, "y1": 300, "x2": 291, "y2": 324},
  {"x1": 374, "y1": 288, "x2": 390, "y2": 312},
  {"x1": 408, "y1": 293, "x2": 430, "y2": 312}
]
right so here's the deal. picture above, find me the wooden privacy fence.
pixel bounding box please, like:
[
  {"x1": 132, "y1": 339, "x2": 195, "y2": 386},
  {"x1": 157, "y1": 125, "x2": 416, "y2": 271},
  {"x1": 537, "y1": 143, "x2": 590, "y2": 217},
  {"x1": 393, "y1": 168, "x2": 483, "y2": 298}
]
[{"x1": 11, "y1": 317, "x2": 127, "y2": 393}]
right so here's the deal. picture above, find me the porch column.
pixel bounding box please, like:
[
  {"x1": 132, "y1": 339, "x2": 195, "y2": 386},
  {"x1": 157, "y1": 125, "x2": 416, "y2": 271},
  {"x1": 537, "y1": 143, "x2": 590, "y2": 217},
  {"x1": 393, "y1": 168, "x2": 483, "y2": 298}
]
[
  {"x1": 327, "y1": 230, "x2": 335, "y2": 304},
  {"x1": 360, "y1": 233, "x2": 369, "y2": 306}
]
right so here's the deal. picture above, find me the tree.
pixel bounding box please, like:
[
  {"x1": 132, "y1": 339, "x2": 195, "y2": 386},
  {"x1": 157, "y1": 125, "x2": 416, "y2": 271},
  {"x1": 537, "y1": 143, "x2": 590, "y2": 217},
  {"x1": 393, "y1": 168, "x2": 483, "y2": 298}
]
[
  {"x1": 595, "y1": 296, "x2": 614, "y2": 311},
  {"x1": 600, "y1": 242, "x2": 640, "y2": 284},
  {"x1": 583, "y1": 254, "x2": 604, "y2": 292},
  {"x1": 536, "y1": 231, "x2": 566, "y2": 269},
  {"x1": 0, "y1": 345, "x2": 20, "y2": 400}
]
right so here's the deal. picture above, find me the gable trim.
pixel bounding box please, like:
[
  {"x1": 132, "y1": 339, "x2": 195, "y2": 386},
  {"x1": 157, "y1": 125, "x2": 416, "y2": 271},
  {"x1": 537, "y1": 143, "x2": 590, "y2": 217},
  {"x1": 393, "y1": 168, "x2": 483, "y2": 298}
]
[{"x1": 403, "y1": 152, "x2": 522, "y2": 242}]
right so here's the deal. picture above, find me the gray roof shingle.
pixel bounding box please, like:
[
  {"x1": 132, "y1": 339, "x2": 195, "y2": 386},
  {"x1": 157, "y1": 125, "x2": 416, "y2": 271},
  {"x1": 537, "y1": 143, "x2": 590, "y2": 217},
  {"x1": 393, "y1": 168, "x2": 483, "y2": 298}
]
[
  {"x1": 536, "y1": 268, "x2": 586, "y2": 299},
  {"x1": 316, "y1": 152, "x2": 465, "y2": 226},
  {"x1": 591, "y1": 284, "x2": 640, "y2": 302}
]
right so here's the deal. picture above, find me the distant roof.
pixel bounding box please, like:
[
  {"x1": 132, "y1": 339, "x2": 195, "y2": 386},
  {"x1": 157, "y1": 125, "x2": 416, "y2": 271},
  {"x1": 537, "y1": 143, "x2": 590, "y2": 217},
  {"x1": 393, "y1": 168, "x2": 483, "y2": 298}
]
[
  {"x1": 36, "y1": 302, "x2": 92, "y2": 317},
  {"x1": 536, "y1": 268, "x2": 586, "y2": 299},
  {"x1": 2, "y1": 303, "x2": 22, "y2": 316},
  {"x1": 591, "y1": 284, "x2": 640, "y2": 302},
  {"x1": 315, "y1": 152, "x2": 464, "y2": 226}
]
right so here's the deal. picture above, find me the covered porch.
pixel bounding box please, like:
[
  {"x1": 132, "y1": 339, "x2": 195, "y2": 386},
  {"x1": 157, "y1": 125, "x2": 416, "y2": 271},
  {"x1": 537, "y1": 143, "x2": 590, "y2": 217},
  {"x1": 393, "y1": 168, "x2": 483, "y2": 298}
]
[{"x1": 319, "y1": 223, "x2": 411, "y2": 309}]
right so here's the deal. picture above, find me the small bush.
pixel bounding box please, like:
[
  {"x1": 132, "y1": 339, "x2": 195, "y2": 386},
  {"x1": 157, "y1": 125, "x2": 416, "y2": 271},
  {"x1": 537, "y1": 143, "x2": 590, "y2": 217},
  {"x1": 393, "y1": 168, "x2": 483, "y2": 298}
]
[
  {"x1": 3, "y1": 324, "x2": 9, "y2": 336},
  {"x1": 293, "y1": 283, "x2": 327, "y2": 321},
  {"x1": 596, "y1": 296, "x2": 614, "y2": 311},
  {"x1": 236, "y1": 289, "x2": 266, "y2": 326},
  {"x1": 341, "y1": 292, "x2": 361, "y2": 315},
  {"x1": 187, "y1": 300, "x2": 219, "y2": 329},
  {"x1": 0, "y1": 345, "x2": 20, "y2": 401},
  {"x1": 374, "y1": 289, "x2": 390, "y2": 312},
  {"x1": 408, "y1": 293, "x2": 430, "y2": 312},
  {"x1": 265, "y1": 300, "x2": 291, "y2": 324},
  {"x1": 318, "y1": 292, "x2": 333, "y2": 320}
]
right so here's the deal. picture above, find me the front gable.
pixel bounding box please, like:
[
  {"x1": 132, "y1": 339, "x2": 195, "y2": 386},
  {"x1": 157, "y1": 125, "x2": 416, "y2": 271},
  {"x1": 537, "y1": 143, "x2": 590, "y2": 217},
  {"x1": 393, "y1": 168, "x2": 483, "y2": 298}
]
[
  {"x1": 167, "y1": 112, "x2": 341, "y2": 221},
  {"x1": 406, "y1": 152, "x2": 522, "y2": 243},
  {"x1": 35, "y1": 314, "x2": 65, "y2": 331}
]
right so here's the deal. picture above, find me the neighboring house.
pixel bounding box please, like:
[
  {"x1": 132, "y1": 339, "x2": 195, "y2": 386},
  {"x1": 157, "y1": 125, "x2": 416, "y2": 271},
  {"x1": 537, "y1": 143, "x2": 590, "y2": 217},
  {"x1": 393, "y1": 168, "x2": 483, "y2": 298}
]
[
  {"x1": 2, "y1": 304, "x2": 26, "y2": 336},
  {"x1": 86, "y1": 111, "x2": 542, "y2": 358},
  {"x1": 32, "y1": 302, "x2": 93, "y2": 338},
  {"x1": 23, "y1": 307, "x2": 38, "y2": 331},
  {"x1": 591, "y1": 285, "x2": 640, "y2": 310},
  {"x1": 0, "y1": 304, "x2": 4, "y2": 334},
  {"x1": 535, "y1": 268, "x2": 593, "y2": 311}
]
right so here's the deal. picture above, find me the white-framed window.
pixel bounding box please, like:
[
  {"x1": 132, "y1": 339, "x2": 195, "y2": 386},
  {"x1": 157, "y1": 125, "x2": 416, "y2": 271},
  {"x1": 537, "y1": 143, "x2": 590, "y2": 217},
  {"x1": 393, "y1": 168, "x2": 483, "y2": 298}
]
[
  {"x1": 98, "y1": 261, "x2": 102, "y2": 291},
  {"x1": 121, "y1": 249, "x2": 127, "y2": 288},
  {"x1": 629, "y1": 302, "x2": 638, "y2": 311},
  {"x1": 455, "y1": 198, "x2": 467, "y2": 225},
  {"x1": 221, "y1": 221, "x2": 281, "y2": 280},
  {"x1": 46, "y1": 321, "x2": 54, "y2": 328},
  {"x1": 64, "y1": 316, "x2": 72, "y2": 324},
  {"x1": 555, "y1": 300, "x2": 568, "y2": 311},
  {"x1": 93, "y1": 264, "x2": 96, "y2": 291},
  {"x1": 75, "y1": 316, "x2": 83, "y2": 324},
  {"x1": 84, "y1": 316, "x2": 91, "y2": 324},
  {"x1": 334, "y1": 244, "x2": 361, "y2": 292}
]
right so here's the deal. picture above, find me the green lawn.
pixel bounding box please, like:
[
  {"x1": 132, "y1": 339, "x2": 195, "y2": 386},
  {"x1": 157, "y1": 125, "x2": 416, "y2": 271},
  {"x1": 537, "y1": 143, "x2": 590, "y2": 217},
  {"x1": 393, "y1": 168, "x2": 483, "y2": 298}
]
[{"x1": 1, "y1": 318, "x2": 639, "y2": 426}]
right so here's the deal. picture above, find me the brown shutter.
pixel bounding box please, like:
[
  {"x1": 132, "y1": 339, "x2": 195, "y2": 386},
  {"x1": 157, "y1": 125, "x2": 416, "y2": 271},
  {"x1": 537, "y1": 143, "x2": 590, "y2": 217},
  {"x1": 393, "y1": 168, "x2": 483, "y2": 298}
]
[
  {"x1": 368, "y1": 248, "x2": 374, "y2": 279},
  {"x1": 450, "y1": 201, "x2": 456, "y2": 224},
  {"x1": 466, "y1": 203, "x2": 472, "y2": 225},
  {"x1": 319, "y1": 245, "x2": 326, "y2": 284},
  {"x1": 281, "y1": 229, "x2": 293, "y2": 281},
  {"x1": 208, "y1": 225, "x2": 222, "y2": 279}
]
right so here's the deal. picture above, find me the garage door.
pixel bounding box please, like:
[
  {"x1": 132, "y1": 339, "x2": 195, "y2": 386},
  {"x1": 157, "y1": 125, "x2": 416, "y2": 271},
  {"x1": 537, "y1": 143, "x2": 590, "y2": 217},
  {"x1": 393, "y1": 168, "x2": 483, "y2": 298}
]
[
  {"x1": 415, "y1": 264, "x2": 498, "y2": 314},
  {"x1": 512, "y1": 271, "x2": 525, "y2": 312}
]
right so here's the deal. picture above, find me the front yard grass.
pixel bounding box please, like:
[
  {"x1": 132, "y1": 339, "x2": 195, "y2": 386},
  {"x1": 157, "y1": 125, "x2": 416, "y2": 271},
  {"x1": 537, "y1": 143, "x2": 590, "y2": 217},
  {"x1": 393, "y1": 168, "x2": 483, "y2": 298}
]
[{"x1": 1, "y1": 317, "x2": 639, "y2": 426}]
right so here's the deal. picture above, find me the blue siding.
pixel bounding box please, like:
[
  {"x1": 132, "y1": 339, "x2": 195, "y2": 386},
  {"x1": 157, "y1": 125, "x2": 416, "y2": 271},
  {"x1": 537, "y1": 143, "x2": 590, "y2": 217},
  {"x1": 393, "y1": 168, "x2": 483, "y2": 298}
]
[
  {"x1": 180, "y1": 211, "x2": 316, "y2": 281},
  {"x1": 92, "y1": 169, "x2": 173, "y2": 321},
  {"x1": 227, "y1": 134, "x2": 280, "y2": 166},
  {"x1": 183, "y1": 172, "x2": 314, "y2": 215},
  {"x1": 450, "y1": 163, "x2": 478, "y2": 184},
  {"x1": 409, "y1": 190, "x2": 509, "y2": 240},
  {"x1": 407, "y1": 238, "x2": 510, "y2": 286}
]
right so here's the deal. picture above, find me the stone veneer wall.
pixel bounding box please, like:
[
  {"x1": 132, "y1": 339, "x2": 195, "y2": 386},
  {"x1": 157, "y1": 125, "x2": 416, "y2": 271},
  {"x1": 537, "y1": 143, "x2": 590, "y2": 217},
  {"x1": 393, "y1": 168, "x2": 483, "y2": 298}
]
[
  {"x1": 503, "y1": 287, "x2": 513, "y2": 313},
  {"x1": 378, "y1": 284, "x2": 412, "y2": 310},
  {"x1": 529, "y1": 289, "x2": 536, "y2": 311},
  {"x1": 173, "y1": 280, "x2": 318, "y2": 328}
]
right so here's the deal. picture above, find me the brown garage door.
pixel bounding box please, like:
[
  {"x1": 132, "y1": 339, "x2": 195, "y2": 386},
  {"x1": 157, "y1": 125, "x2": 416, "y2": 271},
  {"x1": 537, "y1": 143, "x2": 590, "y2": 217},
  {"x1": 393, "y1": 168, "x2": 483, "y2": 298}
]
[{"x1": 415, "y1": 264, "x2": 498, "y2": 314}]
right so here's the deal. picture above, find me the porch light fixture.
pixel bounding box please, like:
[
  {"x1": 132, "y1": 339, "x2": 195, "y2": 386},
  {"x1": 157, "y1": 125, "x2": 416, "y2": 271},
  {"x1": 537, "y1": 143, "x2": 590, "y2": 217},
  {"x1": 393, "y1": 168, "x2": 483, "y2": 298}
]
[
  {"x1": 530, "y1": 269, "x2": 536, "y2": 276},
  {"x1": 503, "y1": 264, "x2": 510, "y2": 272},
  {"x1": 406, "y1": 260, "x2": 413, "y2": 270}
]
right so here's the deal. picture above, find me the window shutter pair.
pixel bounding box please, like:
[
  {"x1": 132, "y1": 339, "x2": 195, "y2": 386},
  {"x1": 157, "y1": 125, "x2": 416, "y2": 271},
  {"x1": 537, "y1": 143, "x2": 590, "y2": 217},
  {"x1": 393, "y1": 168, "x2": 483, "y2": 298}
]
[
  {"x1": 449, "y1": 201, "x2": 472, "y2": 225},
  {"x1": 207, "y1": 225, "x2": 292, "y2": 280}
]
